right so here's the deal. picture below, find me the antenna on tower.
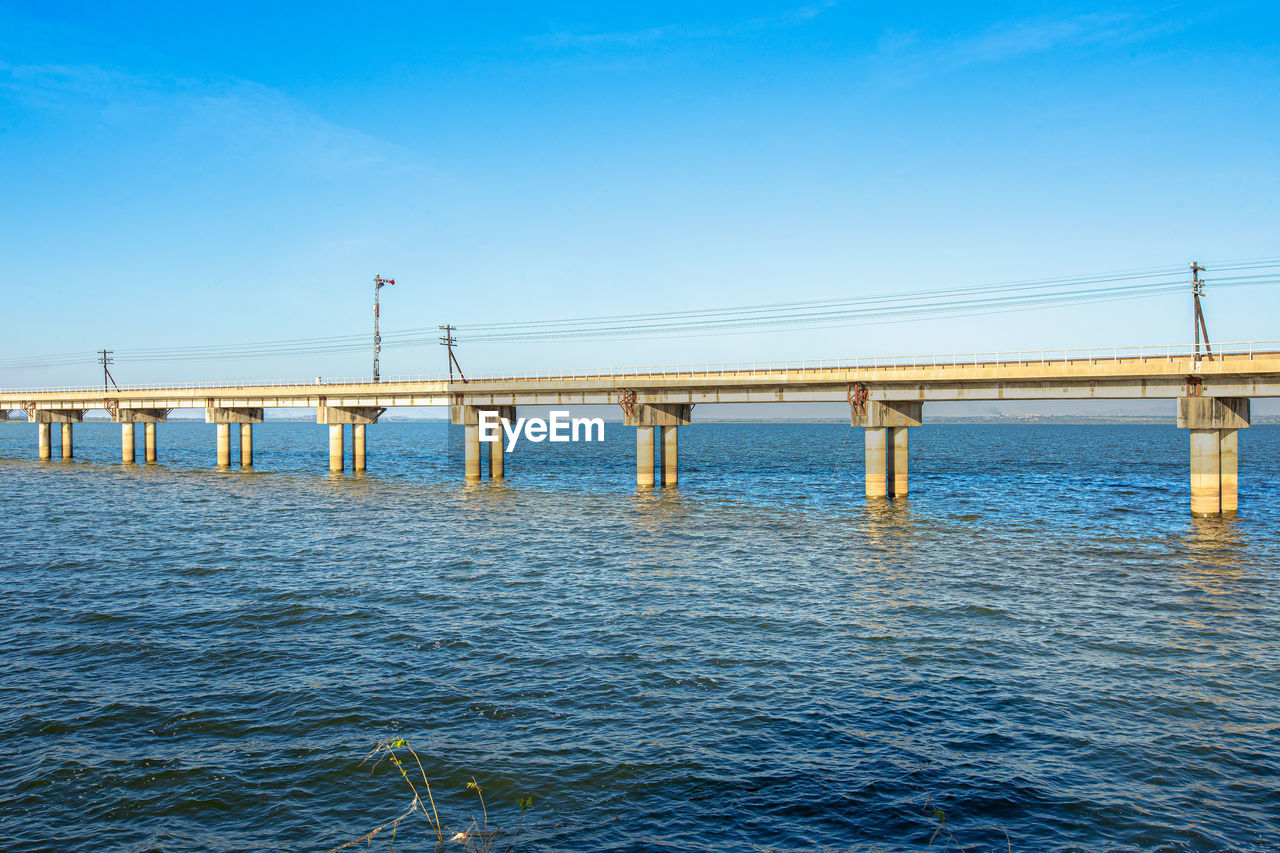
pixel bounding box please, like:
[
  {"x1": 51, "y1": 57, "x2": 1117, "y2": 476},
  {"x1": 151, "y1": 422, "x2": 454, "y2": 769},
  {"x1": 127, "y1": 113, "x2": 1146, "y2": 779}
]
[
  {"x1": 439, "y1": 325, "x2": 467, "y2": 382},
  {"x1": 372, "y1": 275, "x2": 395, "y2": 382},
  {"x1": 97, "y1": 349, "x2": 118, "y2": 392},
  {"x1": 1191, "y1": 262, "x2": 1213, "y2": 361}
]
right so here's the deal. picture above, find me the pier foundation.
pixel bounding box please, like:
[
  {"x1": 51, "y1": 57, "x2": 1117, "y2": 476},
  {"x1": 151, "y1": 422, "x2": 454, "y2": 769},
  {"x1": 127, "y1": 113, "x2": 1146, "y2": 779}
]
[
  {"x1": 38, "y1": 423, "x2": 51, "y2": 460},
  {"x1": 121, "y1": 423, "x2": 136, "y2": 463},
  {"x1": 207, "y1": 407, "x2": 263, "y2": 469},
  {"x1": 853, "y1": 401, "x2": 922, "y2": 499},
  {"x1": 145, "y1": 423, "x2": 157, "y2": 463},
  {"x1": 112, "y1": 409, "x2": 167, "y2": 464},
  {"x1": 623, "y1": 402, "x2": 691, "y2": 488},
  {"x1": 240, "y1": 424, "x2": 253, "y2": 468},
  {"x1": 451, "y1": 405, "x2": 516, "y2": 480},
  {"x1": 318, "y1": 405, "x2": 384, "y2": 474},
  {"x1": 1178, "y1": 397, "x2": 1250, "y2": 516}
]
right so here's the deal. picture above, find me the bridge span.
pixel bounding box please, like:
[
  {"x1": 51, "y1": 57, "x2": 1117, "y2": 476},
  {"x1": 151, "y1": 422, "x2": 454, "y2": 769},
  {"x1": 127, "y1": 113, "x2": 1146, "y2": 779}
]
[{"x1": 3, "y1": 341, "x2": 1278, "y2": 517}]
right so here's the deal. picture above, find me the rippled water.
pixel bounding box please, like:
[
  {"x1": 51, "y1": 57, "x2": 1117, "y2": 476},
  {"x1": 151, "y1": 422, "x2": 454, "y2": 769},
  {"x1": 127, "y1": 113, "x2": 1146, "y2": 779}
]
[{"x1": 1, "y1": 421, "x2": 1278, "y2": 852}]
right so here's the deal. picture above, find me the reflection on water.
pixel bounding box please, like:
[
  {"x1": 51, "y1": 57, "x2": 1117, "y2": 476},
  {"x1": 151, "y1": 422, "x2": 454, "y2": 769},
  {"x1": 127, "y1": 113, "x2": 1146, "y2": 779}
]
[{"x1": 0, "y1": 422, "x2": 1277, "y2": 851}]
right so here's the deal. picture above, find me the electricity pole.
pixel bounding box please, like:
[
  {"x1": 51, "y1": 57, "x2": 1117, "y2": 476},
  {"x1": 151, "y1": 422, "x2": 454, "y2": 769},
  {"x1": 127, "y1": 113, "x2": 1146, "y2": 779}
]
[
  {"x1": 373, "y1": 275, "x2": 395, "y2": 382},
  {"x1": 439, "y1": 324, "x2": 466, "y2": 382},
  {"x1": 97, "y1": 349, "x2": 118, "y2": 391},
  {"x1": 1191, "y1": 262, "x2": 1213, "y2": 361}
]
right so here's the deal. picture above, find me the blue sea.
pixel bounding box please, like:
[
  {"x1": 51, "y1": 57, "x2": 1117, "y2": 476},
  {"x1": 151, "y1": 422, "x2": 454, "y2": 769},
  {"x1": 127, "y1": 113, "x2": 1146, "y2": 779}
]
[{"x1": 1, "y1": 421, "x2": 1278, "y2": 851}]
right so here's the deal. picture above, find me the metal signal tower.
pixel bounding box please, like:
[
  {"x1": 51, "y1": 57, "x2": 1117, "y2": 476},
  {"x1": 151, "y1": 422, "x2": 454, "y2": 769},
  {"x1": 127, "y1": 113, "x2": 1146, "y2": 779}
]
[
  {"x1": 1191, "y1": 262, "x2": 1213, "y2": 361},
  {"x1": 373, "y1": 275, "x2": 396, "y2": 382},
  {"x1": 97, "y1": 349, "x2": 118, "y2": 392}
]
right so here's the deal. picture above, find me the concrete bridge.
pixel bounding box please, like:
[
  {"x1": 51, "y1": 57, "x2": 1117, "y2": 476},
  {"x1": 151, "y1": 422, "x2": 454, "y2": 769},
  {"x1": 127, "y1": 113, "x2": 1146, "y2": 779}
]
[{"x1": 3, "y1": 341, "x2": 1278, "y2": 517}]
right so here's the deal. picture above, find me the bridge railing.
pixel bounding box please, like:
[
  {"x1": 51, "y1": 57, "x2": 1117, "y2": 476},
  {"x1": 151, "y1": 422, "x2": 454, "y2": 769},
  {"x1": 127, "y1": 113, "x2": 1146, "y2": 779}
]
[{"x1": 3, "y1": 339, "x2": 1278, "y2": 395}]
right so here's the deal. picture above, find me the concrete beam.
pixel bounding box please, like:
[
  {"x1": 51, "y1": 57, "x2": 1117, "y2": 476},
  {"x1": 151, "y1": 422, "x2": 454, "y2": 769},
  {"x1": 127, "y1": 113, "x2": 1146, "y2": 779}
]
[
  {"x1": 1176, "y1": 396, "x2": 1251, "y2": 430},
  {"x1": 623, "y1": 402, "x2": 693, "y2": 427},
  {"x1": 851, "y1": 400, "x2": 923, "y2": 428},
  {"x1": 30, "y1": 409, "x2": 84, "y2": 424},
  {"x1": 317, "y1": 405, "x2": 384, "y2": 425},
  {"x1": 112, "y1": 408, "x2": 169, "y2": 424},
  {"x1": 451, "y1": 404, "x2": 516, "y2": 426},
  {"x1": 206, "y1": 406, "x2": 264, "y2": 424}
]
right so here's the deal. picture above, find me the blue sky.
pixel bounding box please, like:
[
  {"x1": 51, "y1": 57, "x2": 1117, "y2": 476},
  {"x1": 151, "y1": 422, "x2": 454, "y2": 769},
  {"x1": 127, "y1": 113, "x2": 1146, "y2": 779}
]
[{"x1": 1, "y1": 1, "x2": 1278, "y2": 386}]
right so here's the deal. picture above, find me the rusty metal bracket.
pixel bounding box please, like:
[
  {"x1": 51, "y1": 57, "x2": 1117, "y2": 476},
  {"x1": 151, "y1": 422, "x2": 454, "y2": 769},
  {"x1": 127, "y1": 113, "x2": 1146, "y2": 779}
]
[
  {"x1": 1185, "y1": 376, "x2": 1203, "y2": 397},
  {"x1": 106, "y1": 399, "x2": 120, "y2": 419},
  {"x1": 847, "y1": 383, "x2": 869, "y2": 418},
  {"x1": 452, "y1": 392, "x2": 464, "y2": 407},
  {"x1": 20, "y1": 402, "x2": 35, "y2": 420},
  {"x1": 617, "y1": 389, "x2": 638, "y2": 419}
]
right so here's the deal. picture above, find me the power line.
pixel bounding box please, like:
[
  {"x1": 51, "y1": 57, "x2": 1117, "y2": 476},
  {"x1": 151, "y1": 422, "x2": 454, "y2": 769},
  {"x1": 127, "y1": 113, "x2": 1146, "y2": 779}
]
[{"x1": 2, "y1": 258, "x2": 1278, "y2": 371}]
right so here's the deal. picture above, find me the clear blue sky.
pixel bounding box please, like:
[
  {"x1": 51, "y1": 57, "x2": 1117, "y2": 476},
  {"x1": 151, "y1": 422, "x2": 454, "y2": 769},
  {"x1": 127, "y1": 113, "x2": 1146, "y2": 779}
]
[{"x1": 2, "y1": 1, "x2": 1278, "y2": 387}]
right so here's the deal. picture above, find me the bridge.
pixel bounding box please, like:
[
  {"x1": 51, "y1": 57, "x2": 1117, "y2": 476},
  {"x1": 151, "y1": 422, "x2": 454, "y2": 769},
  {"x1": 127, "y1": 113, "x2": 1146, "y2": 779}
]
[{"x1": 3, "y1": 340, "x2": 1277, "y2": 517}]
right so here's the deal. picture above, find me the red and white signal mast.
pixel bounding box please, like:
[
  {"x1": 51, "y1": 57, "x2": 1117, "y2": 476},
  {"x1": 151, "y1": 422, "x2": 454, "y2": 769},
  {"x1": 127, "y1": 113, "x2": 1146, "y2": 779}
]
[{"x1": 373, "y1": 274, "x2": 396, "y2": 382}]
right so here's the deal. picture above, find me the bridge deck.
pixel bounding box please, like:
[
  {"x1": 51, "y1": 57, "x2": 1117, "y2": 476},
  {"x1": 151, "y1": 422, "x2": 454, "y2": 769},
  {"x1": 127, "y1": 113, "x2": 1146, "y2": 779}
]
[{"x1": 3, "y1": 346, "x2": 1280, "y2": 413}]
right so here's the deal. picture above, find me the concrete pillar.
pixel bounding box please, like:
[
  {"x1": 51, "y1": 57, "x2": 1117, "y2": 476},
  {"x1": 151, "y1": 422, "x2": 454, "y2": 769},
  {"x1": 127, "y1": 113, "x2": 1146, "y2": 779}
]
[
  {"x1": 489, "y1": 428, "x2": 504, "y2": 479},
  {"x1": 121, "y1": 423, "x2": 135, "y2": 464},
  {"x1": 145, "y1": 423, "x2": 157, "y2": 463},
  {"x1": 216, "y1": 424, "x2": 231, "y2": 468},
  {"x1": 661, "y1": 425, "x2": 678, "y2": 486},
  {"x1": 60, "y1": 423, "x2": 73, "y2": 459},
  {"x1": 38, "y1": 423, "x2": 51, "y2": 460},
  {"x1": 891, "y1": 426, "x2": 909, "y2": 497},
  {"x1": 1189, "y1": 429, "x2": 1221, "y2": 517},
  {"x1": 240, "y1": 423, "x2": 253, "y2": 468},
  {"x1": 464, "y1": 425, "x2": 481, "y2": 480},
  {"x1": 865, "y1": 427, "x2": 889, "y2": 498},
  {"x1": 637, "y1": 426, "x2": 656, "y2": 487},
  {"x1": 353, "y1": 424, "x2": 366, "y2": 472},
  {"x1": 1220, "y1": 429, "x2": 1239, "y2": 515},
  {"x1": 329, "y1": 424, "x2": 344, "y2": 473}
]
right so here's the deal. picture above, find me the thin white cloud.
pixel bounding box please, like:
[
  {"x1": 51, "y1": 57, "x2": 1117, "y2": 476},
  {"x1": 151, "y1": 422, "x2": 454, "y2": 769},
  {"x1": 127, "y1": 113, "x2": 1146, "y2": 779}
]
[
  {"x1": 530, "y1": 1, "x2": 838, "y2": 51},
  {"x1": 0, "y1": 61, "x2": 400, "y2": 174},
  {"x1": 869, "y1": 12, "x2": 1183, "y2": 84}
]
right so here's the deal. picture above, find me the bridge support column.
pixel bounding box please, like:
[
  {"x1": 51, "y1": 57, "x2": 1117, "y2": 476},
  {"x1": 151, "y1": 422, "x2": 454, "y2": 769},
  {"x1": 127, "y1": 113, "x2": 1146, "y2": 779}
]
[
  {"x1": 207, "y1": 407, "x2": 263, "y2": 470},
  {"x1": 464, "y1": 426, "x2": 481, "y2": 480},
  {"x1": 318, "y1": 405, "x2": 383, "y2": 475},
  {"x1": 892, "y1": 426, "x2": 909, "y2": 497},
  {"x1": 853, "y1": 401, "x2": 922, "y2": 499},
  {"x1": 865, "y1": 428, "x2": 890, "y2": 498},
  {"x1": 329, "y1": 425, "x2": 344, "y2": 473},
  {"x1": 1178, "y1": 397, "x2": 1249, "y2": 517},
  {"x1": 451, "y1": 405, "x2": 515, "y2": 480},
  {"x1": 29, "y1": 410, "x2": 84, "y2": 460},
  {"x1": 661, "y1": 425, "x2": 678, "y2": 486},
  {"x1": 353, "y1": 424, "x2": 366, "y2": 472},
  {"x1": 636, "y1": 427, "x2": 655, "y2": 487},
  {"x1": 1220, "y1": 429, "x2": 1238, "y2": 515},
  {"x1": 623, "y1": 402, "x2": 691, "y2": 488},
  {"x1": 489, "y1": 429, "x2": 504, "y2": 479},
  {"x1": 113, "y1": 409, "x2": 167, "y2": 464},
  {"x1": 216, "y1": 424, "x2": 231, "y2": 467},
  {"x1": 240, "y1": 424, "x2": 253, "y2": 468}
]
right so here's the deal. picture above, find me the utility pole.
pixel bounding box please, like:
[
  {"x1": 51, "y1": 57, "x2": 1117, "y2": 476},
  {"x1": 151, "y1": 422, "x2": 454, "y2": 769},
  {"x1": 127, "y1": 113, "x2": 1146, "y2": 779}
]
[
  {"x1": 439, "y1": 324, "x2": 467, "y2": 382},
  {"x1": 97, "y1": 349, "x2": 118, "y2": 391},
  {"x1": 1191, "y1": 262, "x2": 1213, "y2": 361},
  {"x1": 373, "y1": 275, "x2": 395, "y2": 382}
]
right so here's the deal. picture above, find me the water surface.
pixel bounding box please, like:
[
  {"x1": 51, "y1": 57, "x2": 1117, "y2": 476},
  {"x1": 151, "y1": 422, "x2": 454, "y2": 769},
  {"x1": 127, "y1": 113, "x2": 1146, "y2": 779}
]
[{"x1": 1, "y1": 422, "x2": 1277, "y2": 851}]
